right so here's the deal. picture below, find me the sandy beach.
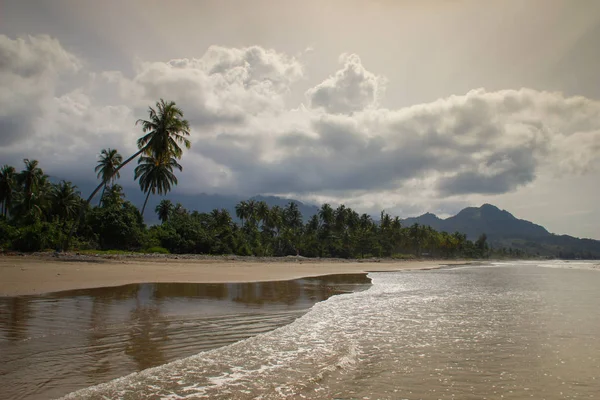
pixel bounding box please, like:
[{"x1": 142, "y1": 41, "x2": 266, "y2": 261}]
[{"x1": 0, "y1": 254, "x2": 463, "y2": 296}]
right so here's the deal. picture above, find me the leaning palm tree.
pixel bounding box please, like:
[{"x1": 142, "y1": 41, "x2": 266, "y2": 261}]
[
  {"x1": 135, "y1": 155, "x2": 182, "y2": 217},
  {"x1": 87, "y1": 100, "x2": 190, "y2": 205},
  {"x1": 94, "y1": 148, "x2": 122, "y2": 206},
  {"x1": 0, "y1": 165, "x2": 16, "y2": 217},
  {"x1": 155, "y1": 199, "x2": 174, "y2": 224},
  {"x1": 67, "y1": 99, "x2": 191, "y2": 248}
]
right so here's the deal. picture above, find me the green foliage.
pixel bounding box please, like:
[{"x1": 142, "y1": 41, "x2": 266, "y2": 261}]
[
  {"x1": 0, "y1": 218, "x2": 18, "y2": 249},
  {"x1": 2, "y1": 153, "x2": 594, "y2": 259},
  {"x1": 143, "y1": 246, "x2": 170, "y2": 254},
  {"x1": 11, "y1": 221, "x2": 63, "y2": 252},
  {"x1": 134, "y1": 155, "x2": 182, "y2": 215},
  {"x1": 77, "y1": 249, "x2": 139, "y2": 255},
  {"x1": 86, "y1": 201, "x2": 145, "y2": 250},
  {"x1": 391, "y1": 253, "x2": 417, "y2": 260}
]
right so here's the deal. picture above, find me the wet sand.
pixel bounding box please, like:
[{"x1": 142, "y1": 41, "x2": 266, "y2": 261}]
[{"x1": 0, "y1": 255, "x2": 459, "y2": 296}]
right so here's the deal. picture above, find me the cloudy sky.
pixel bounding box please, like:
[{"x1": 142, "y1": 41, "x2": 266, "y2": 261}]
[{"x1": 1, "y1": 0, "x2": 600, "y2": 239}]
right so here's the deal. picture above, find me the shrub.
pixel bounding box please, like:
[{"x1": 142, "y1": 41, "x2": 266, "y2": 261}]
[
  {"x1": 11, "y1": 221, "x2": 63, "y2": 252},
  {"x1": 391, "y1": 253, "x2": 417, "y2": 260},
  {"x1": 143, "y1": 246, "x2": 170, "y2": 254}
]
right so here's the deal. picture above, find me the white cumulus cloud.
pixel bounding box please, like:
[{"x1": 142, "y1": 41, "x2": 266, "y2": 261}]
[{"x1": 306, "y1": 53, "x2": 385, "y2": 114}]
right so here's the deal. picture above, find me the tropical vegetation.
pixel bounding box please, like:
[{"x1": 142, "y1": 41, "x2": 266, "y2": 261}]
[{"x1": 0, "y1": 154, "x2": 513, "y2": 258}]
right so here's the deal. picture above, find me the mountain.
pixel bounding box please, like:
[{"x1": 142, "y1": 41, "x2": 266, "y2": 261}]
[
  {"x1": 403, "y1": 203, "x2": 549, "y2": 240},
  {"x1": 402, "y1": 204, "x2": 600, "y2": 259}
]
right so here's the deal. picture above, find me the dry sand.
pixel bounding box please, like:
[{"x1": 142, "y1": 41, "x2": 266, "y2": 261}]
[{"x1": 0, "y1": 254, "x2": 465, "y2": 296}]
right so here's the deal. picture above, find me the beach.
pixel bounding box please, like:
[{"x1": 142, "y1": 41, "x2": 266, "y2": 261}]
[
  {"x1": 0, "y1": 254, "x2": 457, "y2": 296},
  {"x1": 2, "y1": 259, "x2": 600, "y2": 400}
]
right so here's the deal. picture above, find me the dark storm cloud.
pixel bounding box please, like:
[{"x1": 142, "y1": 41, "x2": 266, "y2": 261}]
[{"x1": 0, "y1": 35, "x2": 80, "y2": 146}]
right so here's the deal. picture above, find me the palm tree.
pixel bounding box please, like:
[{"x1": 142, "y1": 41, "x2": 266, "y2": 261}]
[
  {"x1": 50, "y1": 181, "x2": 81, "y2": 223},
  {"x1": 284, "y1": 202, "x2": 303, "y2": 230},
  {"x1": 67, "y1": 99, "x2": 190, "y2": 248},
  {"x1": 95, "y1": 148, "x2": 122, "y2": 206},
  {"x1": 155, "y1": 199, "x2": 174, "y2": 224},
  {"x1": 0, "y1": 165, "x2": 16, "y2": 217},
  {"x1": 88, "y1": 100, "x2": 190, "y2": 204},
  {"x1": 235, "y1": 201, "x2": 249, "y2": 227},
  {"x1": 334, "y1": 204, "x2": 348, "y2": 233},
  {"x1": 101, "y1": 184, "x2": 125, "y2": 208},
  {"x1": 256, "y1": 201, "x2": 270, "y2": 226},
  {"x1": 245, "y1": 200, "x2": 258, "y2": 225},
  {"x1": 318, "y1": 203, "x2": 334, "y2": 227},
  {"x1": 134, "y1": 155, "x2": 182, "y2": 217},
  {"x1": 13, "y1": 159, "x2": 47, "y2": 218}
]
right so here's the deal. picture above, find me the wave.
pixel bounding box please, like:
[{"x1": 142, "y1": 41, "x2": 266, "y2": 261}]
[{"x1": 61, "y1": 287, "x2": 368, "y2": 399}]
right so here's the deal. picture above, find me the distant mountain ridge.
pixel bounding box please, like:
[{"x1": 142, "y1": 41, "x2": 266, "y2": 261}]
[
  {"x1": 402, "y1": 204, "x2": 600, "y2": 259},
  {"x1": 402, "y1": 204, "x2": 550, "y2": 240}
]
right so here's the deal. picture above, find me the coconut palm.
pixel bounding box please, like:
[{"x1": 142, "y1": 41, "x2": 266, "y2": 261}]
[
  {"x1": 256, "y1": 201, "x2": 269, "y2": 226},
  {"x1": 318, "y1": 203, "x2": 334, "y2": 228},
  {"x1": 245, "y1": 200, "x2": 258, "y2": 225},
  {"x1": 87, "y1": 100, "x2": 190, "y2": 205},
  {"x1": 94, "y1": 148, "x2": 122, "y2": 206},
  {"x1": 67, "y1": 99, "x2": 190, "y2": 248},
  {"x1": 101, "y1": 184, "x2": 125, "y2": 209},
  {"x1": 13, "y1": 159, "x2": 48, "y2": 218},
  {"x1": 235, "y1": 201, "x2": 249, "y2": 227},
  {"x1": 155, "y1": 199, "x2": 174, "y2": 224},
  {"x1": 284, "y1": 202, "x2": 303, "y2": 230},
  {"x1": 0, "y1": 165, "x2": 16, "y2": 217},
  {"x1": 136, "y1": 99, "x2": 191, "y2": 160},
  {"x1": 134, "y1": 155, "x2": 182, "y2": 217},
  {"x1": 50, "y1": 181, "x2": 81, "y2": 222},
  {"x1": 18, "y1": 159, "x2": 44, "y2": 197}
]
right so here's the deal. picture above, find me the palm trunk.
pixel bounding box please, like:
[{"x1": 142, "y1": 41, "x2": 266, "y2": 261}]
[
  {"x1": 141, "y1": 191, "x2": 151, "y2": 217},
  {"x1": 65, "y1": 148, "x2": 145, "y2": 250},
  {"x1": 99, "y1": 185, "x2": 107, "y2": 206}
]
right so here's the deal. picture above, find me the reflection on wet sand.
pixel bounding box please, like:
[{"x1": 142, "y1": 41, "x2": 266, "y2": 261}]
[{"x1": 0, "y1": 273, "x2": 370, "y2": 400}]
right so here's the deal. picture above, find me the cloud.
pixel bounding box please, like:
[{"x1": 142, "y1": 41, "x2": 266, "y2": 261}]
[
  {"x1": 105, "y1": 46, "x2": 304, "y2": 128},
  {"x1": 306, "y1": 53, "x2": 385, "y2": 114},
  {"x1": 1, "y1": 35, "x2": 599, "y2": 216},
  {"x1": 188, "y1": 87, "x2": 600, "y2": 199},
  {"x1": 436, "y1": 148, "x2": 537, "y2": 195},
  {"x1": 0, "y1": 34, "x2": 81, "y2": 146}
]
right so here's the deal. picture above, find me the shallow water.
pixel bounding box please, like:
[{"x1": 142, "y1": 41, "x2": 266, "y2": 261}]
[
  {"x1": 58, "y1": 260, "x2": 600, "y2": 400},
  {"x1": 0, "y1": 274, "x2": 371, "y2": 400}
]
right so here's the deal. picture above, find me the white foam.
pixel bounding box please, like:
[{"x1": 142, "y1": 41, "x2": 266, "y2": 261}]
[
  {"x1": 61, "y1": 263, "x2": 600, "y2": 399},
  {"x1": 60, "y1": 287, "x2": 366, "y2": 399}
]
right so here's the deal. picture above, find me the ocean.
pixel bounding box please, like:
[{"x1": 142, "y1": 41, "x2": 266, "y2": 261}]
[{"x1": 3, "y1": 261, "x2": 600, "y2": 399}]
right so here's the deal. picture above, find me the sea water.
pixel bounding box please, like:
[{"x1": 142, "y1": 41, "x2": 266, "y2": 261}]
[
  {"x1": 57, "y1": 260, "x2": 600, "y2": 399},
  {"x1": 0, "y1": 275, "x2": 370, "y2": 400}
]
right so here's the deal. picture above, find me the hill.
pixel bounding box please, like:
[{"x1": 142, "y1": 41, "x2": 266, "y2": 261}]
[{"x1": 402, "y1": 204, "x2": 600, "y2": 259}]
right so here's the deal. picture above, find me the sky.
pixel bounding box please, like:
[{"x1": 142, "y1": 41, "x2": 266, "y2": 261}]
[{"x1": 1, "y1": 0, "x2": 599, "y2": 239}]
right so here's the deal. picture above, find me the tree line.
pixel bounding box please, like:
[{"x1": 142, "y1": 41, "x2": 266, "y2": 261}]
[{"x1": 0, "y1": 98, "x2": 524, "y2": 259}]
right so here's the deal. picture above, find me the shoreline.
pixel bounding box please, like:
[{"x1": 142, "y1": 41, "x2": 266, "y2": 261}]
[{"x1": 0, "y1": 254, "x2": 470, "y2": 297}]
